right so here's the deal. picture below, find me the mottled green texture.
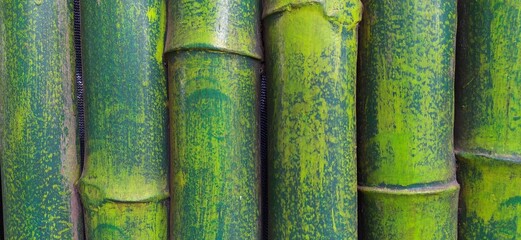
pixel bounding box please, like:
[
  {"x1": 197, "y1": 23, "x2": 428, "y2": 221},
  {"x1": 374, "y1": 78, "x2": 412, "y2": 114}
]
[
  {"x1": 455, "y1": 1, "x2": 521, "y2": 156},
  {"x1": 264, "y1": 2, "x2": 361, "y2": 238},
  {"x1": 358, "y1": 0, "x2": 457, "y2": 187},
  {"x1": 167, "y1": 51, "x2": 260, "y2": 239},
  {"x1": 455, "y1": 1, "x2": 521, "y2": 239},
  {"x1": 165, "y1": 0, "x2": 262, "y2": 59},
  {"x1": 166, "y1": 0, "x2": 261, "y2": 238},
  {"x1": 357, "y1": 0, "x2": 458, "y2": 238},
  {"x1": 457, "y1": 154, "x2": 521, "y2": 239},
  {"x1": 0, "y1": 1, "x2": 82, "y2": 239},
  {"x1": 83, "y1": 201, "x2": 168, "y2": 239},
  {"x1": 78, "y1": 0, "x2": 168, "y2": 239},
  {"x1": 359, "y1": 183, "x2": 459, "y2": 240},
  {"x1": 0, "y1": 177, "x2": 2, "y2": 238},
  {"x1": 263, "y1": 0, "x2": 361, "y2": 25}
]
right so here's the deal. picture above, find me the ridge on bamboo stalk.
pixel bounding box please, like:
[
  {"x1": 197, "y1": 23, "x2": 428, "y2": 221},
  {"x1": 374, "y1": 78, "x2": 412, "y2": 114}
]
[
  {"x1": 0, "y1": 1, "x2": 83, "y2": 239},
  {"x1": 357, "y1": 0, "x2": 459, "y2": 239},
  {"x1": 78, "y1": 1, "x2": 168, "y2": 239},
  {"x1": 264, "y1": 0, "x2": 362, "y2": 238},
  {"x1": 165, "y1": 0, "x2": 262, "y2": 239},
  {"x1": 456, "y1": 1, "x2": 521, "y2": 239}
]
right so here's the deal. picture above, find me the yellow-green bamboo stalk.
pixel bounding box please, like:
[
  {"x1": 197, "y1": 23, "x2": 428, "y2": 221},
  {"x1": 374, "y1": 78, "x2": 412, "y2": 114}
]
[
  {"x1": 456, "y1": 1, "x2": 521, "y2": 239},
  {"x1": 357, "y1": 0, "x2": 459, "y2": 239},
  {"x1": 78, "y1": 1, "x2": 169, "y2": 239},
  {"x1": 165, "y1": 0, "x2": 262, "y2": 238},
  {"x1": 264, "y1": 0, "x2": 362, "y2": 238},
  {"x1": 0, "y1": 1, "x2": 82, "y2": 238}
]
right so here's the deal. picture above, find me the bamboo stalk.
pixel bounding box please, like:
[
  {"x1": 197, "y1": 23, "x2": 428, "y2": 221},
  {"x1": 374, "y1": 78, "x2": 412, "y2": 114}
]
[
  {"x1": 165, "y1": 0, "x2": 262, "y2": 239},
  {"x1": 0, "y1": 1, "x2": 82, "y2": 239},
  {"x1": 455, "y1": 1, "x2": 521, "y2": 239},
  {"x1": 78, "y1": 1, "x2": 168, "y2": 239},
  {"x1": 357, "y1": 0, "x2": 459, "y2": 239},
  {"x1": 264, "y1": 1, "x2": 362, "y2": 238}
]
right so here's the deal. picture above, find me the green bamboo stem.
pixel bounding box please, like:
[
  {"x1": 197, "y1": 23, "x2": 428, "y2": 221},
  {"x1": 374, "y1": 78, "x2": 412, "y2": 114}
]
[
  {"x1": 0, "y1": 1, "x2": 82, "y2": 239},
  {"x1": 455, "y1": 1, "x2": 521, "y2": 239},
  {"x1": 357, "y1": 0, "x2": 459, "y2": 239},
  {"x1": 264, "y1": 1, "x2": 362, "y2": 238},
  {"x1": 78, "y1": 1, "x2": 168, "y2": 239},
  {"x1": 165, "y1": 0, "x2": 262, "y2": 239}
]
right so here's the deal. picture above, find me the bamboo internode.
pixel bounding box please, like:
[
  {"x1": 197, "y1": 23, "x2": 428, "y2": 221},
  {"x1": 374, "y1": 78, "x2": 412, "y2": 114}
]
[
  {"x1": 78, "y1": 1, "x2": 169, "y2": 239},
  {"x1": 456, "y1": 1, "x2": 521, "y2": 238},
  {"x1": 1, "y1": 0, "x2": 521, "y2": 238},
  {"x1": 0, "y1": 1, "x2": 82, "y2": 238},
  {"x1": 165, "y1": 0, "x2": 262, "y2": 238},
  {"x1": 357, "y1": 0, "x2": 459, "y2": 239},
  {"x1": 264, "y1": 0, "x2": 362, "y2": 238}
]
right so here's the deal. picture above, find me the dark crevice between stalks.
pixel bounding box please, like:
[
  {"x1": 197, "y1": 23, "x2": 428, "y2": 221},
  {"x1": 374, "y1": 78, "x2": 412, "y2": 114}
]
[
  {"x1": 73, "y1": 0, "x2": 86, "y2": 239},
  {"x1": 163, "y1": 47, "x2": 171, "y2": 240},
  {"x1": 260, "y1": 66, "x2": 268, "y2": 240},
  {"x1": 74, "y1": 0, "x2": 84, "y2": 164}
]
